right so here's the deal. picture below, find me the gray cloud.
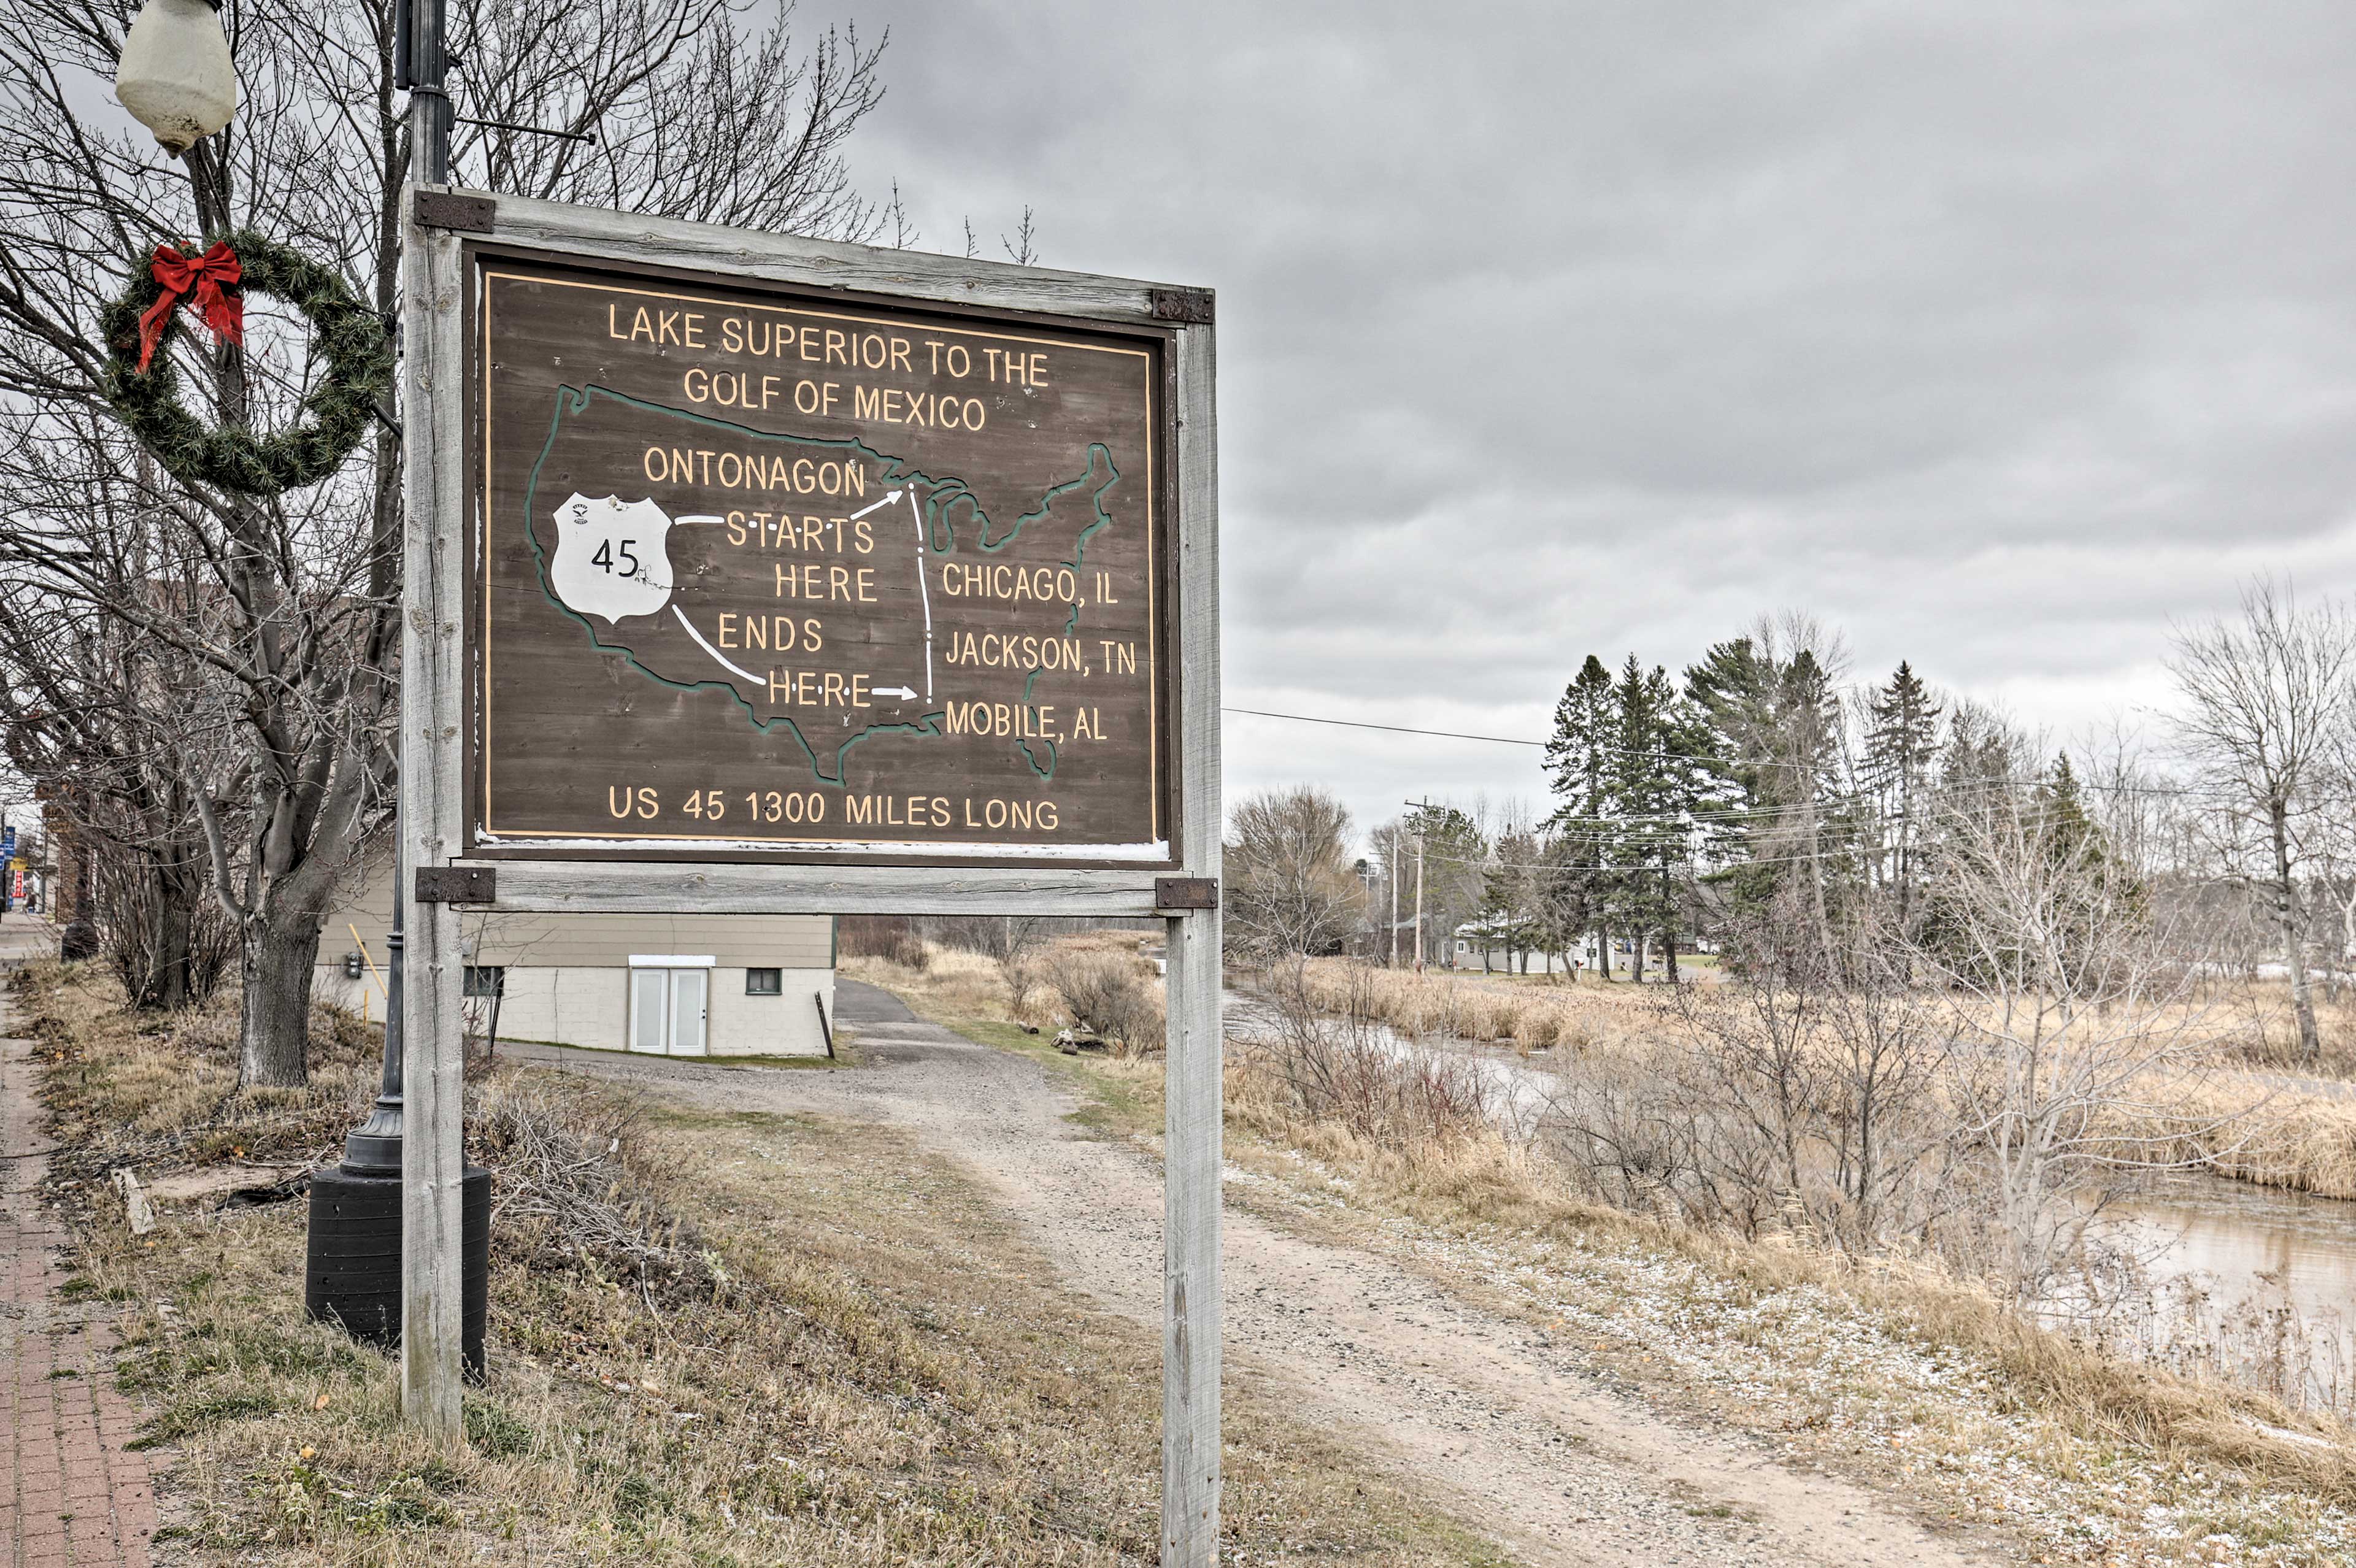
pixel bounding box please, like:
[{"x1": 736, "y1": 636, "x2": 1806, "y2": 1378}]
[{"x1": 817, "y1": 0, "x2": 2356, "y2": 839}]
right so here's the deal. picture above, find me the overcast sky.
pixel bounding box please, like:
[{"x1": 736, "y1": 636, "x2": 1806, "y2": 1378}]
[{"x1": 821, "y1": 0, "x2": 2356, "y2": 845}]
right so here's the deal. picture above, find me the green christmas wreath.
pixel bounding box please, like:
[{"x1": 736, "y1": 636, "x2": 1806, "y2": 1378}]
[{"x1": 101, "y1": 229, "x2": 391, "y2": 498}]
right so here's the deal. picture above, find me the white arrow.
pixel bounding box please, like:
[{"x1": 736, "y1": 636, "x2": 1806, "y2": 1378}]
[
  {"x1": 872, "y1": 684, "x2": 918, "y2": 701},
  {"x1": 909, "y1": 488, "x2": 934, "y2": 699},
  {"x1": 849, "y1": 489, "x2": 904, "y2": 520},
  {"x1": 673, "y1": 605, "x2": 762, "y2": 684}
]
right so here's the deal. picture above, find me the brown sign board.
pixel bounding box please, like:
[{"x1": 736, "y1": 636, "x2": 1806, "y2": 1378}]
[{"x1": 468, "y1": 248, "x2": 1175, "y2": 864}]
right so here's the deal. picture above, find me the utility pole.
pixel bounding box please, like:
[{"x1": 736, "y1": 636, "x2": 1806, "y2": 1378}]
[
  {"x1": 1414, "y1": 838, "x2": 1425, "y2": 972},
  {"x1": 1404, "y1": 799, "x2": 1434, "y2": 974},
  {"x1": 1387, "y1": 838, "x2": 1398, "y2": 967}
]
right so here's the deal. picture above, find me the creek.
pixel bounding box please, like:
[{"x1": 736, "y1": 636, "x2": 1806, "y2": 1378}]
[{"x1": 2090, "y1": 1174, "x2": 2356, "y2": 1410}]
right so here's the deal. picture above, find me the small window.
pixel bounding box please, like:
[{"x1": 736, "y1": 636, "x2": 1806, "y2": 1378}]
[
  {"x1": 745, "y1": 967, "x2": 782, "y2": 996},
  {"x1": 463, "y1": 965, "x2": 505, "y2": 997}
]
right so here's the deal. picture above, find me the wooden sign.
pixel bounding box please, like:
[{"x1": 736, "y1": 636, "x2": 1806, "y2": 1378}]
[
  {"x1": 404, "y1": 190, "x2": 1223, "y2": 1568},
  {"x1": 470, "y1": 250, "x2": 1175, "y2": 864}
]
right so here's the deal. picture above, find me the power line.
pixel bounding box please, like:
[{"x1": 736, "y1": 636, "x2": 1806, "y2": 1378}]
[
  {"x1": 1223, "y1": 704, "x2": 2203, "y2": 797},
  {"x1": 1223, "y1": 706, "x2": 1541, "y2": 748}
]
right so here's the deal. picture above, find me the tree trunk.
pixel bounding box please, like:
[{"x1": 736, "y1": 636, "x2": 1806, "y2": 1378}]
[
  {"x1": 2273, "y1": 799, "x2": 2321, "y2": 1061},
  {"x1": 1633, "y1": 931, "x2": 1648, "y2": 983},
  {"x1": 145, "y1": 857, "x2": 193, "y2": 1010},
  {"x1": 239, "y1": 909, "x2": 321, "y2": 1088},
  {"x1": 1597, "y1": 927, "x2": 1612, "y2": 982},
  {"x1": 1660, "y1": 866, "x2": 1680, "y2": 985}
]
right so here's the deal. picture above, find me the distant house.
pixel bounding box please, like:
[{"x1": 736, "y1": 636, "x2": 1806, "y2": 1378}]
[
  {"x1": 1453, "y1": 922, "x2": 1599, "y2": 975},
  {"x1": 1452, "y1": 923, "x2": 1719, "y2": 974},
  {"x1": 315, "y1": 854, "x2": 836, "y2": 1058}
]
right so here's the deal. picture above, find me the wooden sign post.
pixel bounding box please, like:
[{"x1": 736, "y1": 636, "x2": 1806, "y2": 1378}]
[{"x1": 399, "y1": 186, "x2": 1222, "y2": 1562}]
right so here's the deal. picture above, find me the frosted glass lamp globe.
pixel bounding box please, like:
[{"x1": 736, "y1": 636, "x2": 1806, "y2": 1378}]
[{"x1": 115, "y1": 0, "x2": 237, "y2": 153}]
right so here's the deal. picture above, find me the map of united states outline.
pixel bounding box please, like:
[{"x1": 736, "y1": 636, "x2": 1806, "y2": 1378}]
[{"x1": 518, "y1": 383, "x2": 1128, "y2": 790}]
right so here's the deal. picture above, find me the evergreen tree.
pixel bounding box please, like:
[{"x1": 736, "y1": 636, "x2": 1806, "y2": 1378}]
[
  {"x1": 1684, "y1": 634, "x2": 1847, "y2": 928},
  {"x1": 1481, "y1": 829, "x2": 1544, "y2": 971},
  {"x1": 1544, "y1": 656, "x2": 1620, "y2": 973},
  {"x1": 1605, "y1": 656, "x2": 1706, "y2": 980},
  {"x1": 1401, "y1": 802, "x2": 1487, "y2": 968},
  {"x1": 1530, "y1": 831, "x2": 1595, "y2": 980},
  {"x1": 2033, "y1": 753, "x2": 2103, "y2": 870},
  {"x1": 1862, "y1": 661, "x2": 1942, "y2": 921}
]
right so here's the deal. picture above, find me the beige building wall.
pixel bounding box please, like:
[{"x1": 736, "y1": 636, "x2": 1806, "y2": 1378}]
[{"x1": 312, "y1": 855, "x2": 835, "y2": 1057}]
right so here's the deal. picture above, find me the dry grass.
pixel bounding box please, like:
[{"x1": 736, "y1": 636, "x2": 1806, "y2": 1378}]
[
  {"x1": 841, "y1": 943, "x2": 1012, "y2": 1020},
  {"x1": 2212, "y1": 981, "x2": 2356, "y2": 1077},
  {"x1": 1286, "y1": 958, "x2": 1663, "y2": 1053},
  {"x1": 23, "y1": 961, "x2": 382, "y2": 1186},
  {"x1": 1296, "y1": 959, "x2": 2356, "y2": 1203},
  {"x1": 2100, "y1": 1072, "x2": 2356, "y2": 1201},
  {"x1": 26, "y1": 961, "x2": 1504, "y2": 1565},
  {"x1": 1218, "y1": 1034, "x2": 2356, "y2": 1519},
  {"x1": 848, "y1": 940, "x2": 2356, "y2": 1542},
  {"x1": 848, "y1": 930, "x2": 1167, "y2": 1042}
]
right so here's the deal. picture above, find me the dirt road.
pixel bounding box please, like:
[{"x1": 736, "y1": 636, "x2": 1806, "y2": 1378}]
[{"x1": 510, "y1": 982, "x2": 1999, "y2": 1567}]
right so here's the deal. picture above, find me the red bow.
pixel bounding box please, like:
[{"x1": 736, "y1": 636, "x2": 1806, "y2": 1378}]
[{"x1": 135, "y1": 242, "x2": 244, "y2": 372}]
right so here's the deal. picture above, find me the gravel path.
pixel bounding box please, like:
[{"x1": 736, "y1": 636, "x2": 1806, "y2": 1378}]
[{"x1": 508, "y1": 981, "x2": 1998, "y2": 1567}]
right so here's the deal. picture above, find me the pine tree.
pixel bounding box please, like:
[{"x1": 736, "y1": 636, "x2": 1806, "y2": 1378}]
[
  {"x1": 1401, "y1": 803, "x2": 1487, "y2": 969},
  {"x1": 1604, "y1": 656, "x2": 1704, "y2": 980},
  {"x1": 1684, "y1": 636, "x2": 1846, "y2": 923},
  {"x1": 1544, "y1": 656, "x2": 1620, "y2": 974},
  {"x1": 1863, "y1": 661, "x2": 1942, "y2": 921},
  {"x1": 2034, "y1": 753, "x2": 2103, "y2": 870}
]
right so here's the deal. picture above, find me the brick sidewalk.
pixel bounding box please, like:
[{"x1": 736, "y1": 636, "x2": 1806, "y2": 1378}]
[{"x1": 1, "y1": 969, "x2": 158, "y2": 1567}]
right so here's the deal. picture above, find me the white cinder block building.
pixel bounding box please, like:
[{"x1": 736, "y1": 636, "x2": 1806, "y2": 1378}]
[{"x1": 314, "y1": 858, "x2": 836, "y2": 1058}]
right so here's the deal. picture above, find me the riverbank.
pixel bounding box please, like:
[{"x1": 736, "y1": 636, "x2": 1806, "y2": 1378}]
[
  {"x1": 853, "y1": 942, "x2": 2356, "y2": 1566},
  {"x1": 1285, "y1": 959, "x2": 2356, "y2": 1202}
]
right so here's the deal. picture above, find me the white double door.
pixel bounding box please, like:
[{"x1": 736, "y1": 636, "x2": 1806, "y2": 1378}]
[{"x1": 628, "y1": 962, "x2": 709, "y2": 1056}]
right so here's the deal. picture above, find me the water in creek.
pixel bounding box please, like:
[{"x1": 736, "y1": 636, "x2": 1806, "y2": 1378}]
[{"x1": 2093, "y1": 1174, "x2": 2356, "y2": 1412}]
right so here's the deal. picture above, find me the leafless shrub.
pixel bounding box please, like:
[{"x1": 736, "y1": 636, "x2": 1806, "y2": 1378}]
[
  {"x1": 90, "y1": 839, "x2": 238, "y2": 1009},
  {"x1": 1241, "y1": 959, "x2": 1496, "y2": 1147},
  {"x1": 1225, "y1": 786, "x2": 1366, "y2": 962},
  {"x1": 1533, "y1": 890, "x2": 1966, "y2": 1252},
  {"x1": 839, "y1": 915, "x2": 932, "y2": 971},
  {"x1": 928, "y1": 917, "x2": 1048, "y2": 1016},
  {"x1": 1040, "y1": 946, "x2": 1165, "y2": 1055},
  {"x1": 1922, "y1": 794, "x2": 2247, "y2": 1299}
]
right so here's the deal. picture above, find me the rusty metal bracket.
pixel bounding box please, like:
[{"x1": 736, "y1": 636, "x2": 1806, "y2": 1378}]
[
  {"x1": 1149, "y1": 287, "x2": 1215, "y2": 326},
  {"x1": 414, "y1": 865, "x2": 496, "y2": 904},
  {"x1": 414, "y1": 189, "x2": 495, "y2": 234},
  {"x1": 1154, "y1": 876, "x2": 1218, "y2": 911}
]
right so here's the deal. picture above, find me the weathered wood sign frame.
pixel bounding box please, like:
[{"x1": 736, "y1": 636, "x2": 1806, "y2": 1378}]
[{"x1": 401, "y1": 188, "x2": 1222, "y2": 1561}]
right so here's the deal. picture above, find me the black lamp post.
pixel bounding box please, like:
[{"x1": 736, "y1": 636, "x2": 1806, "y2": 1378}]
[
  {"x1": 302, "y1": 0, "x2": 488, "y2": 1382},
  {"x1": 341, "y1": 839, "x2": 406, "y2": 1174}
]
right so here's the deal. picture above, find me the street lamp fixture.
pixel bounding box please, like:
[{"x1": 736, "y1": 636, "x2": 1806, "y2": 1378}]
[{"x1": 115, "y1": 0, "x2": 236, "y2": 153}]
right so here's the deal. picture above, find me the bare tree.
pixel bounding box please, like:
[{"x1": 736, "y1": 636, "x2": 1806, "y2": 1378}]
[
  {"x1": 1918, "y1": 786, "x2": 2237, "y2": 1297},
  {"x1": 2168, "y1": 580, "x2": 2356, "y2": 1062},
  {"x1": 1225, "y1": 785, "x2": 1366, "y2": 963},
  {"x1": 0, "y1": 0, "x2": 893, "y2": 1083}
]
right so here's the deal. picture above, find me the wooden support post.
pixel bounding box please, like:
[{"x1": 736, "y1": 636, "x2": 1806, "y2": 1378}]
[
  {"x1": 1161, "y1": 315, "x2": 1222, "y2": 1566},
  {"x1": 1163, "y1": 903, "x2": 1220, "y2": 1561},
  {"x1": 398, "y1": 191, "x2": 468, "y2": 1439}
]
